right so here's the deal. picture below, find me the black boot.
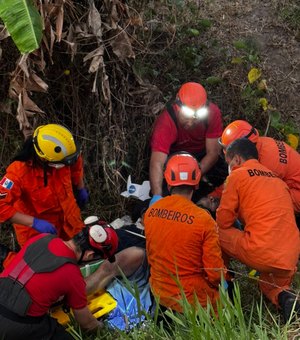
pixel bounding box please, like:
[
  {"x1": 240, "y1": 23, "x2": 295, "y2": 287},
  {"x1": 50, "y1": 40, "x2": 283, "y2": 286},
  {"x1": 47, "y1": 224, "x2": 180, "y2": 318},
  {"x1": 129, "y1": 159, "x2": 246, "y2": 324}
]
[
  {"x1": 0, "y1": 244, "x2": 9, "y2": 272},
  {"x1": 278, "y1": 290, "x2": 300, "y2": 323}
]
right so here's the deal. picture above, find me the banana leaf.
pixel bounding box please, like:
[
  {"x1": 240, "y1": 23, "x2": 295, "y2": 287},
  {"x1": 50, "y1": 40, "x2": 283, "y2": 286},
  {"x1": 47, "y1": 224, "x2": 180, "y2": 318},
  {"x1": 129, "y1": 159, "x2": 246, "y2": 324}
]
[{"x1": 0, "y1": 0, "x2": 43, "y2": 53}]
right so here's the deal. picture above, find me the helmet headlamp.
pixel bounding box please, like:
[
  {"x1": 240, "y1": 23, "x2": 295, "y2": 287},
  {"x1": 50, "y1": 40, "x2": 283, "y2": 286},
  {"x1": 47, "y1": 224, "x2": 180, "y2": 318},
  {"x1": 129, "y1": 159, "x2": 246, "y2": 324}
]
[{"x1": 176, "y1": 99, "x2": 209, "y2": 120}]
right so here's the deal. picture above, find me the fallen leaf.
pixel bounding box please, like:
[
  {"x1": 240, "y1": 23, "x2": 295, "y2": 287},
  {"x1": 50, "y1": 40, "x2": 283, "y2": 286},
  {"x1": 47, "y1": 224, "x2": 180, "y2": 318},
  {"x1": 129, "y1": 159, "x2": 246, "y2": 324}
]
[
  {"x1": 56, "y1": 3, "x2": 64, "y2": 42},
  {"x1": 231, "y1": 57, "x2": 243, "y2": 64},
  {"x1": 259, "y1": 98, "x2": 268, "y2": 111},
  {"x1": 18, "y1": 54, "x2": 30, "y2": 78},
  {"x1": 257, "y1": 79, "x2": 267, "y2": 91},
  {"x1": 109, "y1": 26, "x2": 135, "y2": 61},
  {"x1": 28, "y1": 73, "x2": 49, "y2": 92},
  {"x1": 205, "y1": 76, "x2": 222, "y2": 85},
  {"x1": 88, "y1": 0, "x2": 102, "y2": 40},
  {"x1": 286, "y1": 134, "x2": 299, "y2": 150},
  {"x1": 248, "y1": 67, "x2": 261, "y2": 84}
]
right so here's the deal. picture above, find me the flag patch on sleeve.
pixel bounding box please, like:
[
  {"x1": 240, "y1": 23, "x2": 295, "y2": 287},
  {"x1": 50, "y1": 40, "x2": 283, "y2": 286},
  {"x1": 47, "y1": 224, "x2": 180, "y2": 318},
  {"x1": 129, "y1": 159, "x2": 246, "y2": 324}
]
[{"x1": 0, "y1": 177, "x2": 14, "y2": 190}]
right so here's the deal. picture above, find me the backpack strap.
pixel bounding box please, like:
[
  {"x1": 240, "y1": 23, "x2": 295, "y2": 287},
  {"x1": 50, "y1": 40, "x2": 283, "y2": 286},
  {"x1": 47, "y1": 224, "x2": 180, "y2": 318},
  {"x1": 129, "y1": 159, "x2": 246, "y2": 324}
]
[
  {"x1": 0, "y1": 235, "x2": 77, "y2": 317},
  {"x1": 165, "y1": 102, "x2": 178, "y2": 128}
]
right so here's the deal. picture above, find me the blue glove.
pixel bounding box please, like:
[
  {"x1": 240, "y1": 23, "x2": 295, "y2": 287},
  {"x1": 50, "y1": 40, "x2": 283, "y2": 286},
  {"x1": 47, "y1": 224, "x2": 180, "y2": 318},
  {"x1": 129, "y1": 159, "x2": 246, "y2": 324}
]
[
  {"x1": 221, "y1": 280, "x2": 228, "y2": 291},
  {"x1": 149, "y1": 195, "x2": 162, "y2": 206},
  {"x1": 32, "y1": 218, "x2": 57, "y2": 234},
  {"x1": 75, "y1": 187, "x2": 89, "y2": 209}
]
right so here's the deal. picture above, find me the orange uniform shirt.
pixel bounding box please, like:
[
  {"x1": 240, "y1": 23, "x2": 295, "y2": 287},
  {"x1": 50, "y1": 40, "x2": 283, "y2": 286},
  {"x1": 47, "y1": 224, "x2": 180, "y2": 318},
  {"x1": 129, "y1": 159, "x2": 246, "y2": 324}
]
[
  {"x1": 216, "y1": 159, "x2": 299, "y2": 270},
  {"x1": 0, "y1": 156, "x2": 84, "y2": 245},
  {"x1": 256, "y1": 137, "x2": 300, "y2": 212},
  {"x1": 144, "y1": 195, "x2": 224, "y2": 312}
]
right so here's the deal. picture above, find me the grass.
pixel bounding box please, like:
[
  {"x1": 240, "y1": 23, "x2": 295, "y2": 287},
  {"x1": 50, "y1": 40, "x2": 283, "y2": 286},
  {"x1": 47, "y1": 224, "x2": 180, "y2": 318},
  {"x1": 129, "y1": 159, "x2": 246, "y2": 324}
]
[
  {"x1": 64, "y1": 279, "x2": 300, "y2": 340},
  {"x1": 279, "y1": 2, "x2": 300, "y2": 30}
]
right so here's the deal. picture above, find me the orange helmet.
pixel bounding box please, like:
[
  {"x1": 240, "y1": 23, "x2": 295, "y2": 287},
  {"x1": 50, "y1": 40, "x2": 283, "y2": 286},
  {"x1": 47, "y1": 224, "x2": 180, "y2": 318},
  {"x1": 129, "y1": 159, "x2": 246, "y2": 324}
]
[
  {"x1": 219, "y1": 120, "x2": 259, "y2": 148},
  {"x1": 177, "y1": 82, "x2": 207, "y2": 109},
  {"x1": 164, "y1": 153, "x2": 201, "y2": 187}
]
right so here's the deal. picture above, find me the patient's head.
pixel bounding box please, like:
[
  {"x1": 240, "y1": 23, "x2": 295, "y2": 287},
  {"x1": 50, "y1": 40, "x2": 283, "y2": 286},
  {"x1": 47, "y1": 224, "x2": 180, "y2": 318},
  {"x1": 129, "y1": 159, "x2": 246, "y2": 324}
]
[{"x1": 197, "y1": 196, "x2": 220, "y2": 216}]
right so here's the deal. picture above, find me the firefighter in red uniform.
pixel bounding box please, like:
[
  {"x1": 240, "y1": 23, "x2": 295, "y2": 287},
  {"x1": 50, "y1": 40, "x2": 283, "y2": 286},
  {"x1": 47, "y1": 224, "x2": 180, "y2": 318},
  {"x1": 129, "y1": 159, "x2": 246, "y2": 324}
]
[
  {"x1": 0, "y1": 124, "x2": 89, "y2": 269},
  {"x1": 0, "y1": 223, "x2": 119, "y2": 339},
  {"x1": 149, "y1": 82, "x2": 227, "y2": 205}
]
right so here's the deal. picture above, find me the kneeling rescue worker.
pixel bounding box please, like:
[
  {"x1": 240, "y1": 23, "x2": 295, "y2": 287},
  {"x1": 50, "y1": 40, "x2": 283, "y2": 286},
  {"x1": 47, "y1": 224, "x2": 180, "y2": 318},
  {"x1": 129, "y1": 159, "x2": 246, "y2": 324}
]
[
  {"x1": 0, "y1": 223, "x2": 118, "y2": 339},
  {"x1": 145, "y1": 152, "x2": 225, "y2": 312}
]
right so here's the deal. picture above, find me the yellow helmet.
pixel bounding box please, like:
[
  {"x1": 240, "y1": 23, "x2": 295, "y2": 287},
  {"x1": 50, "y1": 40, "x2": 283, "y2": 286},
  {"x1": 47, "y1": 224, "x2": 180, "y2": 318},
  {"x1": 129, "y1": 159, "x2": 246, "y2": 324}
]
[{"x1": 33, "y1": 124, "x2": 79, "y2": 165}]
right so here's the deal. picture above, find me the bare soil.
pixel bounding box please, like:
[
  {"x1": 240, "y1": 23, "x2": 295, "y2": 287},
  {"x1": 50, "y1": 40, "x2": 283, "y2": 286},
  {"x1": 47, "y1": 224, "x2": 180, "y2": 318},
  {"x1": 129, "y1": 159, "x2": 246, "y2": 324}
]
[{"x1": 201, "y1": 0, "x2": 299, "y2": 130}]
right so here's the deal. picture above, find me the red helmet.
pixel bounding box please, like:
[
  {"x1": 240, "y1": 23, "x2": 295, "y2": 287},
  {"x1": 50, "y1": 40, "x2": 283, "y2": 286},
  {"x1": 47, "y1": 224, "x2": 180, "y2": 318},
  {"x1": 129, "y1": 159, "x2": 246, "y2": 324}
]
[
  {"x1": 177, "y1": 82, "x2": 207, "y2": 109},
  {"x1": 219, "y1": 120, "x2": 259, "y2": 148},
  {"x1": 88, "y1": 223, "x2": 119, "y2": 260},
  {"x1": 164, "y1": 153, "x2": 201, "y2": 187}
]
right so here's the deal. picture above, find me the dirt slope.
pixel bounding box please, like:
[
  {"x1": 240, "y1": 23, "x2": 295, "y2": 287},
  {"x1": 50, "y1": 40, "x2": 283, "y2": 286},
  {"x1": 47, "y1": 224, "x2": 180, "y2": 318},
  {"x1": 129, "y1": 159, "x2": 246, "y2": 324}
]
[{"x1": 201, "y1": 0, "x2": 299, "y2": 130}]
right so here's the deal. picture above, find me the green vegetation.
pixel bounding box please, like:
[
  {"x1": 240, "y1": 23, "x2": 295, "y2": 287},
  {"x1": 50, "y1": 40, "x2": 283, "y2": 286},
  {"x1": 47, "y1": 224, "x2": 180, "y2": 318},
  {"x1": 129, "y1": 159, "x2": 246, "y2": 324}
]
[
  {"x1": 279, "y1": 3, "x2": 300, "y2": 30},
  {"x1": 0, "y1": 1, "x2": 299, "y2": 337},
  {"x1": 65, "y1": 282, "x2": 299, "y2": 339}
]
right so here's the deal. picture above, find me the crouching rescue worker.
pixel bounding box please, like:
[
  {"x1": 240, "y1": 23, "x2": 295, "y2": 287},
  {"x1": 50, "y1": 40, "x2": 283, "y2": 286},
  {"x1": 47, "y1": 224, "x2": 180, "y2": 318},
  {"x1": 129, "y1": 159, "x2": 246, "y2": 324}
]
[
  {"x1": 0, "y1": 124, "x2": 88, "y2": 270},
  {"x1": 144, "y1": 152, "x2": 225, "y2": 313},
  {"x1": 149, "y1": 82, "x2": 228, "y2": 205},
  {"x1": 0, "y1": 223, "x2": 119, "y2": 339},
  {"x1": 216, "y1": 138, "x2": 300, "y2": 322},
  {"x1": 219, "y1": 120, "x2": 300, "y2": 214}
]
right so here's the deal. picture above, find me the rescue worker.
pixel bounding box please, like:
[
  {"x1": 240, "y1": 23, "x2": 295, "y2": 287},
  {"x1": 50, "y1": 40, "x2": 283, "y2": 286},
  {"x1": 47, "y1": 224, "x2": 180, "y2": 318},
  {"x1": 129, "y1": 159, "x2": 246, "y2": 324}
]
[
  {"x1": 144, "y1": 153, "x2": 225, "y2": 312},
  {"x1": 0, "y1": 124, "x2": 88, "y2": 270},
  {"x1": 0, "y1": 223, "x2": 145, "y2": 340},
  {"x1": 0, "y1": 223, "x2": 119, "y2": 339},
  {"x1": 149, "y1": 82, "x2": 227, "y2": 205},
  {"x1": 216, "y1": 138, "x2": 300, "y2": 322},
  {"x1": 219, "y1": 120, "x2": 300, "y2": 213}
]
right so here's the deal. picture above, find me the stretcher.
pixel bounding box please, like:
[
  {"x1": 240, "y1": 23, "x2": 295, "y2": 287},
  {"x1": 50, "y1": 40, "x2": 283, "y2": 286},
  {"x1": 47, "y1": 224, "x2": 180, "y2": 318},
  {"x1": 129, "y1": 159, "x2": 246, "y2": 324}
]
[{"x1": 50, "y1": 260, "x2": 117, "y2": 325}]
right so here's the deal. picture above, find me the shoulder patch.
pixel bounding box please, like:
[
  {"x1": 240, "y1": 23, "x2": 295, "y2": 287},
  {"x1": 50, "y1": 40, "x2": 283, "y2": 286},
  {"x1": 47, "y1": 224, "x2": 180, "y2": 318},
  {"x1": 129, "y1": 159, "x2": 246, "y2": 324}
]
[{"x1": 0, "y1": 176, "x2": 14, "y2": 190}]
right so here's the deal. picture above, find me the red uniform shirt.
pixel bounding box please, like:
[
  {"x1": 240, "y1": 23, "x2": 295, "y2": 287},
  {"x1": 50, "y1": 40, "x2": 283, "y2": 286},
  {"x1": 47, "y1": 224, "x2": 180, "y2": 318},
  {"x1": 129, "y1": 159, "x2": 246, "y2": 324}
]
[
  {"x1": 256, "y1": 137, "x2": 300, "y2": 212},
  {"x1": 0, "y1": 234, "x2": 87, "y2": 316},
  {"x1": 150, "y1": 102, "x2": 223, "y2": 154},
  {"x1": 144, "y1": 195, "x2": 224, "y2": 312},
  {"x1": 0, "y1": 156, "x2": 84, "y2": 245}
]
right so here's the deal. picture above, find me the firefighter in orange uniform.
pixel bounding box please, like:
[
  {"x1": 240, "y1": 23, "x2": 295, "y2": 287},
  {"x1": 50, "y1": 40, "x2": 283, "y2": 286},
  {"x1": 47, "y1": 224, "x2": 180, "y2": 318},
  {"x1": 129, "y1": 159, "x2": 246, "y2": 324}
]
[
  {"x1": 219, "y1": 120, "x2": 300, "y2": 213},
  {"x1": 0, "y1": 124, "x2": 88, "y2": 269},
  {"x1": 144, "y1": 153, "x2": 225, "y2": 312},
  {"x1": 216, "y1": 138, "x2": 300, "y2": 322}
]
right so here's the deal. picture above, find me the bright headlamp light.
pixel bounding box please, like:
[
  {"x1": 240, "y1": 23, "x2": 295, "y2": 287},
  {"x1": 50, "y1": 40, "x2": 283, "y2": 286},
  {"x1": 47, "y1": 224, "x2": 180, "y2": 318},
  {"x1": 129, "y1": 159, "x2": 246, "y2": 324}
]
[
  {"x1": 181, "y1": 105, "x2": 209, "y2": 120},
  {"x1": 181, "y1": 105, "x2": 195, "y2": 118},
  {"x1": 195, "y1": 106, "x2": 209, "y2": 119}
]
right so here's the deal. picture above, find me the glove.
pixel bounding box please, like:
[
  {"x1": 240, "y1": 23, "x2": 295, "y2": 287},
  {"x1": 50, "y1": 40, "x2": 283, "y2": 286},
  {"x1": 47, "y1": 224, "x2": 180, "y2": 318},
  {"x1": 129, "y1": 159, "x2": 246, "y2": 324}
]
[
  {"x1": 32, "y1": 218, "x2": 57, "y2": 234},
  {"x1": 75, "y1": 187, "x2": 89, "y2": 209},
  {"x1": 221, "y1": 280, "x2": 228, "y2": 291},
  {"x1": 149, "y1": 195, "x2": 162, "y2": 206}
]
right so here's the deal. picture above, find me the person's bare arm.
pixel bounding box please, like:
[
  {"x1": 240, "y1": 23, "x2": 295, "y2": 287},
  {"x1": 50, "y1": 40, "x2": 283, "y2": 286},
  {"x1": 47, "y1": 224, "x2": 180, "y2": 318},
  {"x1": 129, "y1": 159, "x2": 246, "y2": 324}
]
[
  {"x1": 85, "y1": 247, "x2": 145, "y2": 295},
  {"x1": 73, "y1": 306, "x2": 102, "y2": 331},
  {"x1": 199, "y1": 138, "x2": 221, "y2": 175},
  {"x1": 149, "y1": 151, "x2": 168, "y2": 196}
]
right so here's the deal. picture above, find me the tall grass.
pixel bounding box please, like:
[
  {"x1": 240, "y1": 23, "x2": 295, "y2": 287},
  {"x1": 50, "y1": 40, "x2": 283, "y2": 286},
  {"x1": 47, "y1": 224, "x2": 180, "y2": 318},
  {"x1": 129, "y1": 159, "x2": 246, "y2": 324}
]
[{"x1": 65, "y1": 281, "x2": 297, "y2": 340}]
